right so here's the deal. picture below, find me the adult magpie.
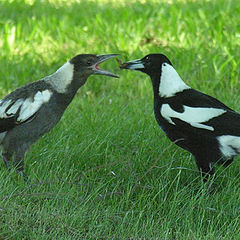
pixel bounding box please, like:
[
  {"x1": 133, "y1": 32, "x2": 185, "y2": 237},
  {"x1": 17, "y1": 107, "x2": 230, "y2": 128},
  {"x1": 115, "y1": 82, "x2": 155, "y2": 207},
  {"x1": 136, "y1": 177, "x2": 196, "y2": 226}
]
[
  {"x1": 0, "y1": 53, "x2": 119, "y2": 179},
  {"x1": 119, "y1": 54, "x2": 240, "y2": 180}
]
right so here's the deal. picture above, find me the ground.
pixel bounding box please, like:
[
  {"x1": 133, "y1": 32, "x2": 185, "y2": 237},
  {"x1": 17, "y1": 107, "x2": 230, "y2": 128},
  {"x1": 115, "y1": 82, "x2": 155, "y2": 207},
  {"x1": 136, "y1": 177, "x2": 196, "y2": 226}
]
[{"x1": 0, "y1": 0, "x2": 240, "y2": 239}]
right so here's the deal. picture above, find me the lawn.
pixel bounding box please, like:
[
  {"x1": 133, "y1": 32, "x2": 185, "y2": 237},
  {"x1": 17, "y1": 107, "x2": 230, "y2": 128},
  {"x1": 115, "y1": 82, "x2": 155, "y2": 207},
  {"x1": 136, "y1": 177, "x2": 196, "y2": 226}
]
[{"x1": 0, "y1": 0, "x2": 240, "y2": 239}]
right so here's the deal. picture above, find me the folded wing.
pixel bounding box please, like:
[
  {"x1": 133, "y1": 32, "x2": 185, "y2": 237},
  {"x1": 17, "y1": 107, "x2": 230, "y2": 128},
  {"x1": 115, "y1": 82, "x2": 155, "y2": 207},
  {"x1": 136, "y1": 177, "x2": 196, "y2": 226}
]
[
  {"x1": 161, "y1": 89, "x2": 240, "y2": 135},
  {"x1": 0, "y1": 90, "x2": 52, "y2": 133}
]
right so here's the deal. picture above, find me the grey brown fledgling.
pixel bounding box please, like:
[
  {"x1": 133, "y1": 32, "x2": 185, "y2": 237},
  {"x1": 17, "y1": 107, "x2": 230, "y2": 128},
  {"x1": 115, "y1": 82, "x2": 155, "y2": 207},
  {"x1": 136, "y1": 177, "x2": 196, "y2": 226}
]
[{"x1": 0, "y1": 54, "x2": 119, "y2": 179}]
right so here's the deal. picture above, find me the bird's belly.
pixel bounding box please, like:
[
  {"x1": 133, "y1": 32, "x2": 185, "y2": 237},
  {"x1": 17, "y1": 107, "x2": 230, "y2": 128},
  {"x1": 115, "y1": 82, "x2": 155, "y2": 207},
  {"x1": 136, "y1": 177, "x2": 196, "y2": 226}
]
[
  {"x1": 157, "y1": 118, "x2": 218, "y2": 153},
  {"x1": 3, "y1": 106, "x2": 64, "y2": 148}
]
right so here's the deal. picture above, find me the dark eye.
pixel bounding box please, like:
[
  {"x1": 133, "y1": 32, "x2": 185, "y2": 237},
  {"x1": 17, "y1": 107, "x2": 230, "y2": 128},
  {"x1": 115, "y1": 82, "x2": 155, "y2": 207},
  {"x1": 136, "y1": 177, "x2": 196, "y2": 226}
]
[
  {"x1": 87, "y1": 60, "x2": 92, "y2": 65},
  {"x1": 163, "y1": 63, "x2": 167, "y2": 66},
  {"x1": 145, "y1": 56, "x2": 150, "y2": 63}
]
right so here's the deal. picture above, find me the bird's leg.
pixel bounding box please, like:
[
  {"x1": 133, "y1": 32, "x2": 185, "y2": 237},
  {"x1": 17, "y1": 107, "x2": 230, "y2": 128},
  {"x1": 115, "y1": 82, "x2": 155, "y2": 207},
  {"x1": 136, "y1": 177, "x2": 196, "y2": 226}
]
[
  {"x1": 13, "y1": 150, "x2": 28, "y2": 181},
  {"x1": 195, "y1": 158, "x2": 215, "y2": 182},
  {"x1": 17, "y1": 171, "x2": 29, "y2": 182},
  {"x1": 2, "y1": 151, "x2": 13, "y2": 170},
  {"x1": 200, "y1": 170, "x2": 215, "y2": 182}
]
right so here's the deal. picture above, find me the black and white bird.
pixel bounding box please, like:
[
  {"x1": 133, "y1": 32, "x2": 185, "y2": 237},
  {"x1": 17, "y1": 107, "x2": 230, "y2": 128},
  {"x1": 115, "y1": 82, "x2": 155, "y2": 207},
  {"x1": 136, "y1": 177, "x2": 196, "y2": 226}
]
[
  {"x1": 0, "y1": 53, "x2": 119, "y2": 179},
  {"x1": 119, "y1": 53, "x2": 240, "y2": 180}
]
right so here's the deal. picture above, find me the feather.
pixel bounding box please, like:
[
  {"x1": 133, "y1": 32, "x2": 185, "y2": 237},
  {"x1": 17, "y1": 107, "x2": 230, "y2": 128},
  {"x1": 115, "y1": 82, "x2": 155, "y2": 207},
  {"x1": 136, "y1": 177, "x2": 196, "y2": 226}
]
[{"x1": 0, "y1": 90, "x2": 52, "y2": 131}]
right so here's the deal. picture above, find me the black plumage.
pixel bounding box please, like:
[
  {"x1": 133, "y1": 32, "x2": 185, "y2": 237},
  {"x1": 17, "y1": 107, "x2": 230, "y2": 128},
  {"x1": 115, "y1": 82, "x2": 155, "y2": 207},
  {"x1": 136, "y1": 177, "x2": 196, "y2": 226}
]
[{"x1": 120, "y1": 54, "x2": 240, "y2": 180}]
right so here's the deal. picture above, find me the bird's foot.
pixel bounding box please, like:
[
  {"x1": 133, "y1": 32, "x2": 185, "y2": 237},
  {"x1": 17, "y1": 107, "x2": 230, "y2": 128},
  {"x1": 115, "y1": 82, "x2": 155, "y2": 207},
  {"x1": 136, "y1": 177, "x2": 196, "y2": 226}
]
[{"x1": 17, "y1": 170, "x2": 29, "y2": 182}]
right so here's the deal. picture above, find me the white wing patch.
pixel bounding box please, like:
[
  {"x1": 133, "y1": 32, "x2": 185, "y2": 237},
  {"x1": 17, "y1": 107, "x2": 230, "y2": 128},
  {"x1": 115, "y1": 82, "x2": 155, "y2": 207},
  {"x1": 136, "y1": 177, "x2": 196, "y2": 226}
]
[
  {"x1": 218, "y1": 135, "x2": 240, "y2": 158},
  {"x1": 0, "y1": 90, "x2": 52, "y2": 123},
  {"x1": 161, "y1": 104, "x2": 226, "y2": 131},
  {"x1": 159, "y1": 63, "x2": 190, "y2": 98},
  {"x1": 0, "y1": 100, "x2": 12, "y2": 117},
  {"x1": 17, "y1": 90, "x2": 52, "y2": 122},
  {"x1": 6, "y1": 99, "x2": 23, "y2": 115}
]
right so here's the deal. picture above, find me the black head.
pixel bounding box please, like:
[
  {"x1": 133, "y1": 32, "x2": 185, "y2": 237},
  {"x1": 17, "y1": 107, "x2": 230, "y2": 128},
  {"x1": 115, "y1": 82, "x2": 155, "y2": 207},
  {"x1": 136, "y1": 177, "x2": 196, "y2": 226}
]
[
  {"x1": 119, "y1": 54, "x2": 172, "y2": 77},
  {"x1": 69, "y1": 54, "x2": 119, "y2": 78},
  {"x1": 119, "y1": 54, "x2": 190, "y2": 99}
]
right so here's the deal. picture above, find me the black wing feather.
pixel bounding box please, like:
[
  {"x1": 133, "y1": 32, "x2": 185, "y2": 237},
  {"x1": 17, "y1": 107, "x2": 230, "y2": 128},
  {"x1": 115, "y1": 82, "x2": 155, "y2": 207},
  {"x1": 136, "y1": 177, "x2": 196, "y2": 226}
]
[
  {"x1": 166, "y1": 89, "x2": 234, "y2": 111},
  {"x1": 163, "y1": 88, "x2": 240, "y2": 136},
  {"x1": 0, "y1": 117, "x2": 16, "y2": 132}
]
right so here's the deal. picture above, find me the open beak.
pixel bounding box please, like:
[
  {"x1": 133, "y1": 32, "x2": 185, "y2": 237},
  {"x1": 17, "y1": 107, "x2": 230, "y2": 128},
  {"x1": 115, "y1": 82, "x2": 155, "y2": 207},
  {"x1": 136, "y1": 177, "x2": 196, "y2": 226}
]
[
  {"x1": 92, "y1": 54, "x2": 120, "y2": 78},
  {"x1": 118, "y1": 59, "x2": 145, "y2": 71}
]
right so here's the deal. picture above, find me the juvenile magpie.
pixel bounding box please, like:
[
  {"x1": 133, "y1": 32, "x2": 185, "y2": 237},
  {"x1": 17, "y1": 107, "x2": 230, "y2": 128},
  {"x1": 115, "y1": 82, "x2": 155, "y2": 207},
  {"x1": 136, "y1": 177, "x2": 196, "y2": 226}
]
[
  {"x1": 0, "y1": 53, "x2": 119, "y2": 179},
  {"x1": 119, "y1": 54, "x2": 240, "y2": 180}
]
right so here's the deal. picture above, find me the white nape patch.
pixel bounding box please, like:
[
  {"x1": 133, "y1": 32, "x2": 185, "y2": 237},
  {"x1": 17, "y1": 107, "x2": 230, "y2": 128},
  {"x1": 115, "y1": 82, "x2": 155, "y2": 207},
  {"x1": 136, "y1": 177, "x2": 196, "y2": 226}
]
[
  {"x1": 17, "y1": 90, "x2": 52, "y2": 122},
  {"x1": 161, "y1": 104, "x2": 226, "y2": 131},
  {"x1": 47, "y1": 61, "x2": 74, "y2": 93},
  {"x1": 159, "y1": 63, "x2": 190, "y2": 98},
  {"x1": 218, "y1": 135, "x2": 240, "y2": 158}
]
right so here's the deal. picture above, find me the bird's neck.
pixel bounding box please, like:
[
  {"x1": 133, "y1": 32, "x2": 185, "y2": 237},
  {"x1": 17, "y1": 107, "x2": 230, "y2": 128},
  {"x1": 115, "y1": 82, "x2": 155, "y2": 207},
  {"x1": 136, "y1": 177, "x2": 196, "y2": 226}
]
[
  {"x1": 158, "y1": 64, "x2": 190, "y2": 98},
  {"x1": 46, "y1": 62, "x2": 74, "y2": 94},
  {"x1": 45, "y1": 62, "x2": 88, "y2": 98},
  {"x1": 150, "y1": 73, "x2": 161, "y2": 101},
  {"x1": 151, "y1": 67, "x2": 190, "y2": 107}
]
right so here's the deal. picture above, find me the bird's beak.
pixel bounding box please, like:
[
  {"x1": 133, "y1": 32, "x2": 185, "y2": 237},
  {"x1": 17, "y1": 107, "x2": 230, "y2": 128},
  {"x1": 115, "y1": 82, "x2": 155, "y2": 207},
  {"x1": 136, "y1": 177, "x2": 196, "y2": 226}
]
[
  {"x1": 118, "y1": 59, "x2": 145, "y2": 71},
  {"x1": 92, "y1": 54, "x2": 120, "y2": 78}
]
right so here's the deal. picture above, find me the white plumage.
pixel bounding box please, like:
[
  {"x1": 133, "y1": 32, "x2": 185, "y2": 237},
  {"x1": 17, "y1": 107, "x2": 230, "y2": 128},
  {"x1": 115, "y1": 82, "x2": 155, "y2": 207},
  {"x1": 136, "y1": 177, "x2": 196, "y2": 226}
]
[
  {"x1": 18, "y1": 90, "x2": 52, "y2": 122},
  {"x1": 0, "y1": 90, "x2": 52, "y2": 123},
  {"x1": 0, "y1": 100, "x2": 12, "y2": 118},
  {"x1": 161, "y1": 104, "x2": 227, "y2": 131},
  {"x1": 6, "y1": 99, "x2": 23, "y2": 116},
  {"x1": 47, "y1": 62, "x2": 74, "y2": 93},
  {"x1": 218, "y1": 135, "x2": 240, "y2": 158},
  {"x1": 159, "y1": 63, "x2": 190, "y2": 98}
]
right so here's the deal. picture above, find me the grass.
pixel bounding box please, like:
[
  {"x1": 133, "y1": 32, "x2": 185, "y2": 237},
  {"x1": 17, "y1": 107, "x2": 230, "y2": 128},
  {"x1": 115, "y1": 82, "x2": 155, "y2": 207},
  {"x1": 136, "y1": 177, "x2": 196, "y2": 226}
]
[{"x1": 0, "y1": 0, "x2": 240, "y2": 238}]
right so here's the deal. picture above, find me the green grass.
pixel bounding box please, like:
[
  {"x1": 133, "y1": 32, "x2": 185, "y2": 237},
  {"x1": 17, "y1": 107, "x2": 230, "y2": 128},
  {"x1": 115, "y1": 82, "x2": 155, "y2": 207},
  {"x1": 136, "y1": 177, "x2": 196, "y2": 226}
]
[{"x1": 0, "y1": 0, "x2": 240, "y2": 238}]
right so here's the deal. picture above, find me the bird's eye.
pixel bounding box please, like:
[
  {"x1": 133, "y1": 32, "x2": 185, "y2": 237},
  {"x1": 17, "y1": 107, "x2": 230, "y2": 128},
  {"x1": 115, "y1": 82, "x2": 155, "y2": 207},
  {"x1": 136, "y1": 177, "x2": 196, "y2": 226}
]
[
  {"x1": 163, "y1": 63, "x2": 167, "y2": 66},
  {"x1": 145, "y1": 56, "x2": 151, "y2": 63},
  {"x1": 87, "y1": 60, "x2": 92, "y2": 65}
]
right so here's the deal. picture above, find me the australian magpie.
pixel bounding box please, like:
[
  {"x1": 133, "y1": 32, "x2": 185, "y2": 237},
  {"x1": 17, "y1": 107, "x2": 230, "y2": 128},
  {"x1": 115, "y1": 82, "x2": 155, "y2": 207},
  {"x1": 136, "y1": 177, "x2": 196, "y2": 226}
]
[
  {"x1": 0, "y1": 53, "x2": 119, "y2": 179},
  {"x1": 119, "y1": 54, "x2": 240, "y2": 180}
]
